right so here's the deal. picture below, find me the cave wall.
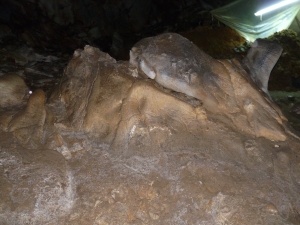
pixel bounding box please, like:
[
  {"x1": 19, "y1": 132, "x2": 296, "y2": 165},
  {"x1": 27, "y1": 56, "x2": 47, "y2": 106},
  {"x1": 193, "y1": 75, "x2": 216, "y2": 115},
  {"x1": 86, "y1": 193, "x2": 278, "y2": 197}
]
[{"x1": 0, "y1": 0, "x2": 234, "y2": 57}]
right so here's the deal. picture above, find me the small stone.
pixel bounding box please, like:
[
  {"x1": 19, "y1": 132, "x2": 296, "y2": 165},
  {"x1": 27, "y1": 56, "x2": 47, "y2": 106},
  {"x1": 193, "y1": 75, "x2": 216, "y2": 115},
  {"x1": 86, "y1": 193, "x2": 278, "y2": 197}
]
[
  {"x1": 103, "y1": 195, "x2": 115, "y2": 205},
  {"x1": 275, "y1": 145, "x2": 279, "y2": 148},
  {"x1": 111, "y1": 187, "x2": 126, "y2": 202},
  {"x1": 94, "y1": 216, "x2": 109, "y2": 225},
  {"x1": 149, "y1": 211, "x2": 159, "y2": 220},
  {"x1": 138, "y1": 185, "x2": 158, "y2": 200},
  {"x1": 73, "y1": 49, "x2": 81, "y2": 57},
  {"x1": 135, "y1": 209, "x2": 148, "y2": 222},
  {"x1": 264, "y1": 203, "x2": 278, "y2": 214},
  {"x1": 127, "y1": 209, "x2": 136, "y2": 222},
  {"x1": 69, "y1": 212, "x2": 80, "y2": 221}
]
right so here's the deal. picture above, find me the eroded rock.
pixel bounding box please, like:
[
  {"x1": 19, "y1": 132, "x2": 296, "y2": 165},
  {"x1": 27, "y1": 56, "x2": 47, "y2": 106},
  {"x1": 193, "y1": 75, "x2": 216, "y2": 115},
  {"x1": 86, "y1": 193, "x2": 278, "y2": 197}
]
[
  {"x1": 242, "y1": 38, "x2": 283, "y2": 96},
  {"x1": 0, "y1": 74, "x2": 29, "y2": 108},
  {"x1": 0, "y1": 33, "x2": 300, "y2": 225},
  {"x1": 130, "y1": 33, "x2": 287, "y2": 141}
]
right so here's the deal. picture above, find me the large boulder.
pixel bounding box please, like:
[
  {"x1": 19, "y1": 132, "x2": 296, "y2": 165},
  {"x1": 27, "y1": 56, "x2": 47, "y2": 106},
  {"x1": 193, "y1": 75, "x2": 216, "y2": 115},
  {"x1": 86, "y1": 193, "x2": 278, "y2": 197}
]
[
  {"x1": 48, "y1": 33, "x2": 288, "y2": 147},
  {"x1": 0, "y1": 33, "x2": 300, "y2": 224}
]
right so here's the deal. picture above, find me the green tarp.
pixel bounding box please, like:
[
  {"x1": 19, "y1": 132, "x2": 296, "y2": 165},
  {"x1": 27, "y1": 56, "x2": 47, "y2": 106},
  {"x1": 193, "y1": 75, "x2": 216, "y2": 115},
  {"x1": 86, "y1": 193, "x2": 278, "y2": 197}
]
[{"x1": 211, "y1": 0, "x2": 300, "y2": 41}]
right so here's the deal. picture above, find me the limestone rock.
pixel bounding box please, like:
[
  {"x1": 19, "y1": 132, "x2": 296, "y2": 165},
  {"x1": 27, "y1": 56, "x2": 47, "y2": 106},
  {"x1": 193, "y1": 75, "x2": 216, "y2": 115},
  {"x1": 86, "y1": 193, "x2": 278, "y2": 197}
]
[
  {"x1": 0, "y1": 134, "x2": 74, "y2": 225},
  {"x1": 49, "y1": 45, "x2": 134, "y2": 143},
  {"x1": 129, "y1": 33, "x2": 239, "y2": 113},
  {"x1": 129, "y1": 33, "x2": 287, "y2": 141},
  {"x1": 5, "y1": 89, "x2": 46, "y2": 146},
  {"x1": 242, "y1": 38, "x2": 283, "y2": 96},
  {"x1": 0, "y1": 74, "x2": 29, "y2": 108},
  {"x1": 0, "y1": 33, "x2": 300, "y2": 225}
]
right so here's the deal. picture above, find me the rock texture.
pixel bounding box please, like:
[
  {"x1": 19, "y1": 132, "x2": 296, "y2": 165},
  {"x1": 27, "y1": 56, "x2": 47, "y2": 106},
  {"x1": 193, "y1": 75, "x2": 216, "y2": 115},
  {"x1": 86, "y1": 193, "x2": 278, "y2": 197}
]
[
  {"x1": 0, "y1": 74, "x2": 29, "y2": 108},
  {"x1": 242, "y1": 38, "x2": 283, "y2": 96},
  {"x1": 130, "y1": 33, "x2": 286, "y2": 140},
  {"x1": 0, "y1": 33, "x2": 300, "y2": 225}
]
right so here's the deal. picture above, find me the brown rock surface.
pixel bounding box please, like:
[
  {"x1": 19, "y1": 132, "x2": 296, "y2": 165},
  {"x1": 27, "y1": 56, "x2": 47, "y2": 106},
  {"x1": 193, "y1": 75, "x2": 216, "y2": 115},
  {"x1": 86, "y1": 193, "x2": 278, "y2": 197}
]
[
  {"x1": 0, "y1": 74, "x2": 29, "y2": 108},
  {"x1": 0, "y1": 33, "x2": 300, "y2": 224}
]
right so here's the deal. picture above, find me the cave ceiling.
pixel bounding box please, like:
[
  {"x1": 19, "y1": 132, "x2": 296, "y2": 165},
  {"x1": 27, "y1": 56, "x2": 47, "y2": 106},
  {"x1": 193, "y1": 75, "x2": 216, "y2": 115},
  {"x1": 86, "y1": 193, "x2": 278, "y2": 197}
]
[{"x1": 0, "y1": 0, "x2": 236, "y2": 55}]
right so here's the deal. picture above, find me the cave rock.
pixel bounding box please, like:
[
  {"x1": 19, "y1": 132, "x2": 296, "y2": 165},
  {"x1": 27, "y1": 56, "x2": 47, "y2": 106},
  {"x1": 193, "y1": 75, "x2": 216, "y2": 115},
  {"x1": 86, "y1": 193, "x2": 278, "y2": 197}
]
[
  {"x1": 47, "y1": 33, "x2": 288, "y2": 153},
  {"x1": 1, "y1": 33, "x2": 300, "y2": 225}
]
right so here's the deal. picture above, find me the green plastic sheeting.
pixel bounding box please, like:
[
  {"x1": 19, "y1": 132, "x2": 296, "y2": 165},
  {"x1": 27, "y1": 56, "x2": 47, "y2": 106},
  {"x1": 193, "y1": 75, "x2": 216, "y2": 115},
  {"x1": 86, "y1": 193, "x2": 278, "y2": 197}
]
[{"x1": 211, "y1": 0, "x2": 300, "y2": 42}]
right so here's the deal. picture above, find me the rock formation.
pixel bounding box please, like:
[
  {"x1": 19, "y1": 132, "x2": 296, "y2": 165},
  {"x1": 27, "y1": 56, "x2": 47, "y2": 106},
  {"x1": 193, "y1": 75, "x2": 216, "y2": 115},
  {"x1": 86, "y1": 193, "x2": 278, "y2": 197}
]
[{"x1": 0, "y1": 33, "x2": 300, "y2": 225}]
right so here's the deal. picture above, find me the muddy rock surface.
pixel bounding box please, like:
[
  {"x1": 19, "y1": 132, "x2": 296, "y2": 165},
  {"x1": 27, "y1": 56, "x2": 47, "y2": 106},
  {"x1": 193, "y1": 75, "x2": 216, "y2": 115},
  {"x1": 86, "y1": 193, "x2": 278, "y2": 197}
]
[{"x1": 0, "y1": 33, "x2": 300, "y2": 225}]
